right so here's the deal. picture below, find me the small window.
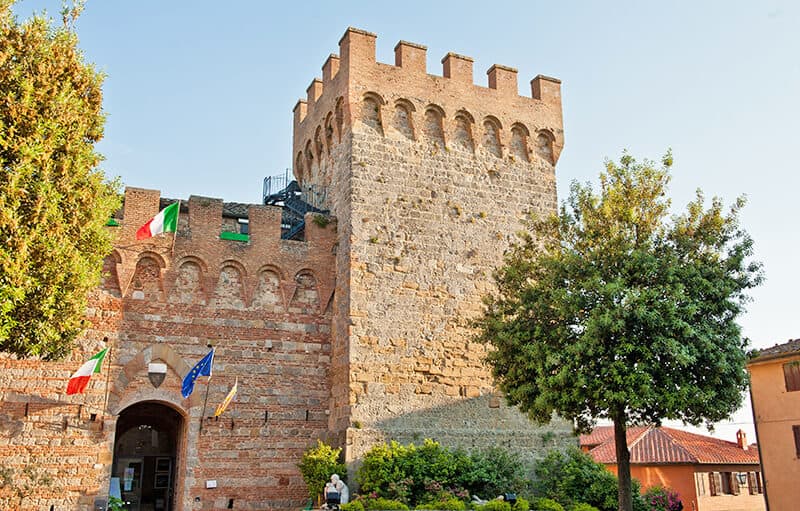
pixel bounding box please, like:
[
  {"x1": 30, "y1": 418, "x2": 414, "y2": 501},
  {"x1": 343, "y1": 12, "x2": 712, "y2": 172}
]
[
  {"x1": 793, "y1": 425, "x2": 800, "y2": 456},
  {"x1": 238, "y1": 219, "x2": 249, "y2": 235},
  {"x1": 783, "y1": 362, "x2": 800, "y2": 391},
  {"x1": 720, "y1": 472, "x2": 732, "y2": 495}
]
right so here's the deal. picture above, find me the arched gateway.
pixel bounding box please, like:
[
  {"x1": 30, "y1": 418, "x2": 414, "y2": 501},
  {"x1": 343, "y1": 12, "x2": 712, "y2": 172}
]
[{"x1": 112, "y1": 402, "x2": 184, "y2": 511}]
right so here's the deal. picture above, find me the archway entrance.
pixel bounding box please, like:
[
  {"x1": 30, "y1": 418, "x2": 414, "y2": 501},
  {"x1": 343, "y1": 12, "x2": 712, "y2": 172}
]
[{"x1": 112, "y1": 402, "x2": 183, "y2": 511}]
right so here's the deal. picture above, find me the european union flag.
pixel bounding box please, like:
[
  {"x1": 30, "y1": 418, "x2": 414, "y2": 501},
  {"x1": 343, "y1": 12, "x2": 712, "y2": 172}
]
[{"x1": 181, "y1": 349, "x2": 214, "y2": 398}]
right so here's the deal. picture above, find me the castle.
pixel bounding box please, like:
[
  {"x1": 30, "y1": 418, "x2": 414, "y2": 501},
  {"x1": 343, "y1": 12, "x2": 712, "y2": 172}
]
[{"x1": 0, "y1": 28, "x2": 573, "y2": 511}]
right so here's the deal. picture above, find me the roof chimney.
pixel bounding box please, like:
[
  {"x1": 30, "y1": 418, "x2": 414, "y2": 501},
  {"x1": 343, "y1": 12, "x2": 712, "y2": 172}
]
[{"x1": 736, "y1": 429, "x2": 748, "y2": 450}]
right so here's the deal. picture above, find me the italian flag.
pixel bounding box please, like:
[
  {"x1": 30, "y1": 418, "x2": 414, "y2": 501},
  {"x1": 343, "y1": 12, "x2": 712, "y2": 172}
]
[
  {"x1": 136, "y1": 202, "x2": 179, "y2": 240},
  {"x1": 66, "y1": 348, "x2": 108, "y2": 395}
]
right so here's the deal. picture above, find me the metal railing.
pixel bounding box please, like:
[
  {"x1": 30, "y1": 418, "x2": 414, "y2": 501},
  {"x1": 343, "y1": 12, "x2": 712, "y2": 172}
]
[{"x1": 262, "y1": 170, "x2": 330, "y2": 240}]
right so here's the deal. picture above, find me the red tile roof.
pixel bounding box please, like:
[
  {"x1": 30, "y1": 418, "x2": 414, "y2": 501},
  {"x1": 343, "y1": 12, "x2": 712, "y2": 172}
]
[
  {"x1": 750, "y1": 338, "x2": 800, "y2": 361},
  {"x1": 580, "y1": 426, "x2": 760, "y2": 465}
]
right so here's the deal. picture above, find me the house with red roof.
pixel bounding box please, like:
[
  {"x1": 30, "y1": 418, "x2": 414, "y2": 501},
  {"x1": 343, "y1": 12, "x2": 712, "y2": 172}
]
[
  {"x1": 748, "y1": 338, "x2": 800, "y2": 511},
  {"x1": 580, "y1": 426, "x2": 764, "y2": 511}
]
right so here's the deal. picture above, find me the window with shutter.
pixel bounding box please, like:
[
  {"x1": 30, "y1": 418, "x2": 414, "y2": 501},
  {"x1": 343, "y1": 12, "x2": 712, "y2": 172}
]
[
  {"x1": 731, "y1": 472, "x2": 740, "y2": 495},
  {"x1": 756, "y1": 472, "x2": 763, "y2": 493},
  {"x1": 695, "y1": 472, "x2": 707, "y2": 496},
  {"x1": 720, "y1": 472, "x2": 733, "y2": 494},
  {"x1": 793, "y1": 425, "x2": 800, "y2": 456},
  {"x1": 709, "y1": 472, "x2": 718, "y2": 496},
  {"x1": 748, "y1": 472, "x2": 756, "y2": 495},
  {"x1": 783, "y1": 362, "x2": 800, "y2": 391}
]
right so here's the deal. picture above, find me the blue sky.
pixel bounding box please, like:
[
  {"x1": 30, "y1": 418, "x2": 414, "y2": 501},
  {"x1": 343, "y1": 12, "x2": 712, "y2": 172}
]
[{"x1": 12, "y1": 1, "x2": 800, "y2": 440}]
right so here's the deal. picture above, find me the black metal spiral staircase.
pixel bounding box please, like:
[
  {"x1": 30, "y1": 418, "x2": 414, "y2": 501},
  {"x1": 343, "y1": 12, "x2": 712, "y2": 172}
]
[{"x1": 262, "y1": 171, "x2": 328, "y2": 240}]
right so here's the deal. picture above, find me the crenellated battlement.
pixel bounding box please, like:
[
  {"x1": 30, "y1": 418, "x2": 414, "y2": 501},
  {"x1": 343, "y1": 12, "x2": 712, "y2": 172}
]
[
  {"x1": 292, "y1": 27, "x2": 564, "y2": 187},
  {"x1": 108, "y1": 187, "x2": 336, "y2": 310}
]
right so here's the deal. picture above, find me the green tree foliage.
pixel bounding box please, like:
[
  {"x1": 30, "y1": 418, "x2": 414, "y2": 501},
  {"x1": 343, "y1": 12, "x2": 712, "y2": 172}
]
[
  {"x1": 476, "y1": 152, "x2": 761, "y2": 511},
  {"x1": 298, "y1": 440, "x2": 346, "y2": 501},
  {"x1": 532, "y1": 448, "x2": 645, "y2": 511},
  {"x1": 0, "y1": 0, "x2": 120, "y2": 359}
]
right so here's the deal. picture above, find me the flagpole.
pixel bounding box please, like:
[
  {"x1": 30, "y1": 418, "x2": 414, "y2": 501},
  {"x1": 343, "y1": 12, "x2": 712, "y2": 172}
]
[
  {"x1": 170, "y1": 200, "x2": 180, "y2": 257},
  {"x1": 101, "y1": 338, "x2": 113, "y2": 418},
  {"x1": 199, "y1": 346, "x2": 214, "y2": 433}
]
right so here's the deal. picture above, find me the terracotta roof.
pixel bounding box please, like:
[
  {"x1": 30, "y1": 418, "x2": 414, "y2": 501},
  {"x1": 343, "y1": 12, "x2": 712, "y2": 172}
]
[
  {"x1": 750, "y1": 339, "x2": 800, "y2": 361},
  {"x1": 580, "y1": 425, "x2": 649, "y2": 449},
  {"x1": 581, "y1": 426, "x2": 759, "y2": 466},
  {"x1": 160, "y1": 197, "x2": 253, "y2": 219}
]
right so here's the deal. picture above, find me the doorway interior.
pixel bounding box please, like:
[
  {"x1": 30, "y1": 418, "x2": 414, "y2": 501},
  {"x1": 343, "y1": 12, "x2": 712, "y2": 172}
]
[{"x1": 112, "y1": 401, "x2": 183, "y2": 511}]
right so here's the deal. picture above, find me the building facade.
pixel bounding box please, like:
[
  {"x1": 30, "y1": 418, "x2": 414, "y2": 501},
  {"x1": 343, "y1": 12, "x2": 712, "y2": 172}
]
[
  {"x1": 581, "y1": 426, "x2": 764, "y2": 511},
  {"x1": 748, "y1": 338, "x2": 800, "y2": 511},
  {"x1": 0, "y1": 28, "x2": 574, "y2": 511}
]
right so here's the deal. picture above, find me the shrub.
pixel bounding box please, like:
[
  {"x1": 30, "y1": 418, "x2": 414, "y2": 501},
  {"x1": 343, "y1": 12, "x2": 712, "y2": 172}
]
[
  {"x1": 533, "y1": 499, "x2": 563, "y2": 511},
  {"x1": 418, "y1": 498, "x2": 467, "y2": 511},
  {"x1": 297, "y1": 440, "x2": 346, "y2": 500},
  {"x1": 532, "y1": 448, "x2": 646, "y2": 511},
  {"x1": 512, "y1": 497, "x2": 530, "y2": 511},
  {"x1": 642, "y1": 486, "x2": 683, "y2": 511},
  {"x1": 365, "y1": 497, "x2": 409, "y2": 510},
  {"x1": 462, "y1": 447, "x2": 528, "y2": 498},
  {"x1": 341, "y1": 501, "x2": 366, "y2": 511},
  {"x1": 476, "y1": 500, "x2": 512, "y2": 511},
  {"x1": 569, "y1": 504, "x2": 599, "y2": 511},
  {"x1": 357, "y1": 440, "x2": 525, "y2": 507}
]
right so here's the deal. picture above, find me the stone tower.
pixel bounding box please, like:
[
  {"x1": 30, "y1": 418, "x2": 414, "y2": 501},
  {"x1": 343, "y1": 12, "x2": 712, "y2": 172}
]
[{"x1": 293, "y1": 28, "x2": 573, "y2": 465}]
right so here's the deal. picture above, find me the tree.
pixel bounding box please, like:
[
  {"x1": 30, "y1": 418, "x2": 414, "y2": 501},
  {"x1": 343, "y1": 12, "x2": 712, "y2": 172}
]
[
  {"x1": 532, "y1": 447, "x2": 645, "y2": 511},
  {"x1": 298, "y1": 440, "x2": 346, "y2": 503},
  {"x1": 475, "y1": 152, "x2": 762, "y2": 511},
  {"x1": 0, "y1": 0, "x2": 120, "y2": 359}
]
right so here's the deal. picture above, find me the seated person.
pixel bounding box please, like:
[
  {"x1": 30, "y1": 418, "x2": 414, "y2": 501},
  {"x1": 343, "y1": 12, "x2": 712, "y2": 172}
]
[{"x1": 324, "y1": 474, "x2": 349, "y2": 505}]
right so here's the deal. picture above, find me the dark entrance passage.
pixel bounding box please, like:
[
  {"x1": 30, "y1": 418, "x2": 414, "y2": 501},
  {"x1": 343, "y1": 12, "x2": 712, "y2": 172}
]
[{"x1": 113, "y1": 402, "x2": 183, "y2": 511}]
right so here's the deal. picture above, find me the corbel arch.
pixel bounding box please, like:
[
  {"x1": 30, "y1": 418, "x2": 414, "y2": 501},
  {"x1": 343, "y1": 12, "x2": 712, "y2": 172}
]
[
  {"x1": 392, "y1": 98, "x2": 416, "y2": 140},
  {"x1": 510, "y1": 122, "x2": 530, "y2": 162},
  {"x1": 535, "y1": 129, "x2": 556, "y2": 165},
  {"x1": 334, "y1": 97, "x2": 345, "y2": 142},
  {"x1": 361, "y1": 92, "x2": 385, "y2": 135},
  {"x1": 214, "y1": 259, "x2": 247, "y2": 309},
  {"x1": 482, "y1": 116, "x2": 503, "y2": 158},
  {"x1": 452, "y1": 109, "x2": 475, "y2": 153},
  {"x1": 423, "y1": 104, "x2": 446, "y2": 148}
]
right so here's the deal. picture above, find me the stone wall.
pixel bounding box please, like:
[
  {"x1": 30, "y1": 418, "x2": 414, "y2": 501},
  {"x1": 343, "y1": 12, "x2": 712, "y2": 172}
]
[
  {"x1": 0, "y1": 188, "x2": 337, "y2": 510},
  {"x1": 293, "y1": 27, "x2": 575, "y2": 470}
]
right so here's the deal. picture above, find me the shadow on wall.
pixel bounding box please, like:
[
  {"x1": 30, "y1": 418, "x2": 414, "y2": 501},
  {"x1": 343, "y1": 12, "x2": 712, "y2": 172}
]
[{"x1": 343, "y1": 394, "x2": 576, "y2": 485}]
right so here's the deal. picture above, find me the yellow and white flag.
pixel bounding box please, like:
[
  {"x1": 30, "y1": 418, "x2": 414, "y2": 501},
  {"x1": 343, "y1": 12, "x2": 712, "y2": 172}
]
[{"x1": 214, "y1": 377, "x2": 238, "y2": 417}]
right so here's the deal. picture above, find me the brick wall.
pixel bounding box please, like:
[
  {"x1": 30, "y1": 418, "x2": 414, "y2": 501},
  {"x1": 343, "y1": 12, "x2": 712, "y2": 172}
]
[{"x1": 0, "y1": 189, "x2": 337, "y2": 510}]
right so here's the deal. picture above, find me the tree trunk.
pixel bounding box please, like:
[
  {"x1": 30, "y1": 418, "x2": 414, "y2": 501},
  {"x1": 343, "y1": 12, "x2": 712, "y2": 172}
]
[{"x1": 613, "y1": 412, "x2": 633, "y2": 511}]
